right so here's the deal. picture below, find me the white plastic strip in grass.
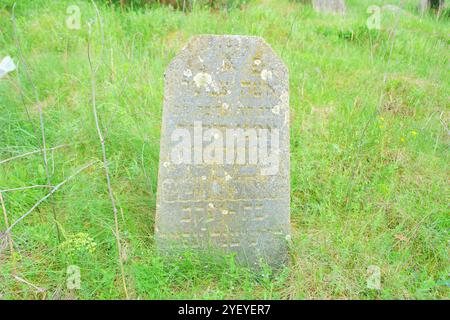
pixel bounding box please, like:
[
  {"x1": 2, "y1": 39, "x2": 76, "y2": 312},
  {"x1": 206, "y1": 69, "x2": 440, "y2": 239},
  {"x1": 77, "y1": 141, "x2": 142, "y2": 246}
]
[{"x1": 0, "y1": 56, "x2": 17, "y2": 79}]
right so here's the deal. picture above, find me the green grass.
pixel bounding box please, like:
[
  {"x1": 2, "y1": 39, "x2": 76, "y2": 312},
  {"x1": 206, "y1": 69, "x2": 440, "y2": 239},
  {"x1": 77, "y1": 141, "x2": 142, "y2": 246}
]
[{"x1": 0, "y1": 0, "x2": 448, "y2": 299}]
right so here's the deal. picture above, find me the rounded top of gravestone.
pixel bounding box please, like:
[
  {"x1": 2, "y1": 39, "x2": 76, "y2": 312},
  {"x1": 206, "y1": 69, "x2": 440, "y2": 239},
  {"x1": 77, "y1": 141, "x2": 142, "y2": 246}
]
[{"x1": 164, "y1": 34, "x2": 288, "y2": 80}]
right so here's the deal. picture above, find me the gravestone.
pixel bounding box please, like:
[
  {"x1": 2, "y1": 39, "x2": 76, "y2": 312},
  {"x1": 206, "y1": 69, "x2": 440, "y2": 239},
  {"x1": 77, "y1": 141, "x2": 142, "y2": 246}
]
[
  {"x1": 419, "y1": 0, "x2": 446, "y2": 14},
  {"x1": 312, "y1": 0, "x2": 346, "y2": 15},
  {"x1": 155, "y1": 35, "x2": 290, "y2": 269}
]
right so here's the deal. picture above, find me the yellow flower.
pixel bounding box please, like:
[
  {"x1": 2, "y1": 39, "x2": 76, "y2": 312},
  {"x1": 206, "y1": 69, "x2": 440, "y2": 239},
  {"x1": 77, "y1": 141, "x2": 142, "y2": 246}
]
[
  {"x1": 400, "y1": 137, "x2": 405, "y2": 143},
  {"x1": 411, "y1": 130, "x2": 417, "y2": 137},
  {"x1": 60, "y1": 232, "x2": 97, "y2": 258}
]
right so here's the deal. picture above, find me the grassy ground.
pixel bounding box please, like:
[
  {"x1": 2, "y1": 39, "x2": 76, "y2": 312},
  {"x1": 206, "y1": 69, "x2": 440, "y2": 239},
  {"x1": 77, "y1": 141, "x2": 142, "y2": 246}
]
[{"x1": 0, "y1": 0, "x2": 448, "y2": 299}]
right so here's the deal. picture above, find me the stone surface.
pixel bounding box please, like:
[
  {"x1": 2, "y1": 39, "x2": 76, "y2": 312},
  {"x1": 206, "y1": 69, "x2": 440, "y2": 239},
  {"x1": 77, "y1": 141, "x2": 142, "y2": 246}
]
[
  {"x1": 312, "y1": 0, "x2": 346, "y2": 15},
  {"x1": 155, "y1": 35, "x2": 290, "y2": 269},
  {"x1": 419, "y1": 0, "x2": 446, "y2": 13}
]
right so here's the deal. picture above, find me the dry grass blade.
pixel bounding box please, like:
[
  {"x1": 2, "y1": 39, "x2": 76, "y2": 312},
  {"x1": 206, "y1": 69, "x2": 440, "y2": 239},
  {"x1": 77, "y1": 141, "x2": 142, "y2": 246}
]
[
  {"x1": 11, "y1": 3, "x2": 61, "y2": 241},
  {"x1": 0, "y1": 161, "x2": 97, "y2": 239},
  {"x1": 87, "y1": 0, "x2": 129, "y2": 299},
  {"x1": 0, "y1": 144, "x2": 69, "y2": 165},
  {"x1": 0, "y1": 192, "x2": 15, "y2": 255},
  {"x1": 0, "y1": 185, "x2": 53, "y2": 193}
]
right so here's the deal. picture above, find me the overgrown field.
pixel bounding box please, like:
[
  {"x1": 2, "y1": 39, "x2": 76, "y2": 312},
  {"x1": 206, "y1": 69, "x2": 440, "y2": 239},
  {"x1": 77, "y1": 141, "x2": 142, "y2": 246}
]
[{"x1": 0, "y1": 0, "x2": 448, "y2": 299}]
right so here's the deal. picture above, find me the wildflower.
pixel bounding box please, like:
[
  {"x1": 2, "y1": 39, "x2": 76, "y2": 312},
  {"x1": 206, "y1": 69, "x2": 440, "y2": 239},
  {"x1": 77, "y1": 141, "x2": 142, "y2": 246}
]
[
  {"x1": 60, "y1": 232, "x2": 97, "y2": 258},
  {"x1": 400, "y1": 137, "x2": 405, "y2": 143},
  {"x1": 411, "y1": 130, "x2": 417, "y2": 137}
]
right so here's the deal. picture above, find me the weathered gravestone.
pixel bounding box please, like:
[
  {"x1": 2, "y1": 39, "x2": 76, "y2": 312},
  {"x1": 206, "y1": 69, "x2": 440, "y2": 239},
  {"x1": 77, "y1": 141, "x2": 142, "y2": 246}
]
[
  {"x1": 155, "y1": 35, "x2": 290, "y2": 269},
  {"x1": 312, "y1": 0, "x2": 346, "y2": 15},
  {"x1": 419, "y1": 0, "x2": 446, "y2": 14}
]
